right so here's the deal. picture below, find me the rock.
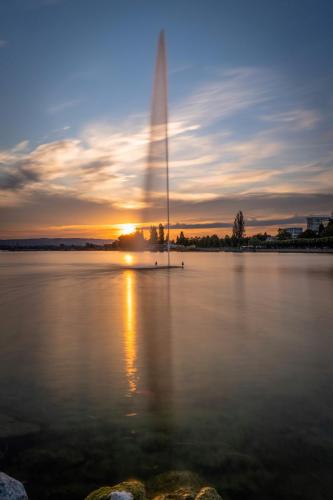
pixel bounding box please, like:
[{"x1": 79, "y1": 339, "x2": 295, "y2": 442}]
[
  {"x1": 86, "y1": 491, "x2": 133, "y2": 500},
  {"x1": 147, "y1": 471, "x2": 203, "y2": 499},
  {"x1": 0, "y1": 472, "x2": 28, "y2": 500},
  {"x1": 85, "y1": 474, "x2": 223, "y2": 500},
  {"x1": 85, "y1": 487, "x2": 116, "y2": 500},
  {"x1": 85, "y1": 480, "x2": 145, "y2": 500},
  {"x1": 195, "y1": 487, "x2": 222, "y2": 500},
  {"x1": 110, "y1": 493, "x2": 133, "y2": 500},
  {"x1": 153, "y1": 487, "x2": 196, "y2": 500}
]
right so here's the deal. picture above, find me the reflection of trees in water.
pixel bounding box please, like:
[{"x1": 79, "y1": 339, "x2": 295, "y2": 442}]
[{"x1": 231, "y1": 255, "x2": 247, "y2": 328}]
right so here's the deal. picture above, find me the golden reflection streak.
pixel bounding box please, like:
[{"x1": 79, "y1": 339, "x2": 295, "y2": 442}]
[
  {"x1": 124, "y1": 271, "x2": 138, "y2": 395},
  {"x1": 124, "y1": 253, "x2": 134, "y2": 265}
]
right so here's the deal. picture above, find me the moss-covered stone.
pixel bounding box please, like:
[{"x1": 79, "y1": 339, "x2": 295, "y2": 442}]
[
  {"x1": 195, "y1": 487, "x2": 222, "y2": 500},
  {"x1": 85, "y1": 473, "x2": 223, "y2": 500},
  {"x1": 147, "y1": 470, "x2": 203, "y2": 499},
  {"x1": 85, "y1": 480, "x2": 145, "y2": 500},
  {"x1": 85, "y1": 486, "x2": 116, "y2": 500},
  {"x1": 153, "y1": 487, "x2": 196, "y2": 500}
]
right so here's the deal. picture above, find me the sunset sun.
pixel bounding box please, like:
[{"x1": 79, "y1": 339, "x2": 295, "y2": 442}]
[{"x1": 119, "y1": 223, "x2": 136, "y2": 235}]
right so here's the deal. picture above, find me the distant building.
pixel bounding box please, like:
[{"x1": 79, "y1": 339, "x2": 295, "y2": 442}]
[
  {"x1": 306, "y1": 214, "x2": 332, "y2": 232},
  {"x1": 285, "y1": 227, "x2": 303, "y2": 239}
]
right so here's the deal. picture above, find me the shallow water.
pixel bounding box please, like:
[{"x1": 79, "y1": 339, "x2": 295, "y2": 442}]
[{"x1": 0, "y1": 251, "x2": 333, "y2": 499}]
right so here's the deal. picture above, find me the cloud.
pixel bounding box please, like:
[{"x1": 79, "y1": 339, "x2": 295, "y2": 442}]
[
  {"x1": 169, "y1": 192, "x2": 333, "y2": 225},
  {"x1": 1, "y1": 65, "x2": 331, "y2": 237},
  {"x1": 169, "y1": 215, "x2": 307, "y2": 230},
  {"x1": 174, "y1": 67, "x2": 274, "y2": 127},
  {"x1": 260, "y1": 109, "x2": 320, "y2": 130},
  {"x1": 47, "y1": 99, "x2": 80, "y2": 114},
  {"x1": 0, "y1": 161, "x2": 40, "y2": 190},
  {"x1": 169, "y1": 64, "x2": 193, "y2": 75},
  {"x1": 52, "y1": 125, "x2": 71, "y2": 134}
]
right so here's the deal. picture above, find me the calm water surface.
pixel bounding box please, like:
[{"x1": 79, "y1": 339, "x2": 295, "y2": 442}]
[{"x1": 0, "y1": 251, "x2": 332, "y2": 499}]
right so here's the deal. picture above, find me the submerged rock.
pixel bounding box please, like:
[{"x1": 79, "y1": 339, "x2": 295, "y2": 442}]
[
  {"x1": 85, "y1": 480, "x2": 145, "y2": 500},
  {"x1": 0, "y1": 472, "x2": 28, "y2": 500}
]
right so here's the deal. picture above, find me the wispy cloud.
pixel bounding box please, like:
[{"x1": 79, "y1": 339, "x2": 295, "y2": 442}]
[
  {"x1": 1, "y1": 65, "x2": 331, "y2": 237},
  {"x1": 0, "y1": 40, "x2": 8, "y2": 48},
  {"x1": 169, "y1": 63, "x2": 193, "y2": 75},
  {"x1": 47, "y1": 99, "x2": 80, "y2": 114},
  {"x1": 260, "y1": 109, "x2": 320, "y2": 130},
  {"x1": 175, "y1": 67, "x2": 274, "y2": 127}
]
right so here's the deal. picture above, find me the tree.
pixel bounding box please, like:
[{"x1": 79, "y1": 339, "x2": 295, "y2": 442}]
[
  {"x1": 223, "y1": 234, "x2": 231, "y2": 247},
  {"x1": 277, "y1": 228, "x2": 292, "y2": 240},
  {"x1": 251, "y1": 232, "x2": 270, "y2": 241},
  {"x1": 158, "y1": 223, "x2": 165, "y2": 244},
  {"x1": 210, "y1": 234, "x2": 220, "y2": 247},
  {"x1": 149, "y1": 226, "x2": 158, "y2": 244},
  {"x1": 177, "y1": 231, "x2": 187, "y2": 246},
  {"x1": 323, "y1": 220, "x2": 333, "y2": 237},
  {"x1": 298, "y1": 229, "x2": 316, "y2": 239},
  {"x1": 232, "y1": 211, "x2": 245, "y2": 239},
  {"x1": 118, "y1": 229, "x2": 145, "y2": 250},
  {"x1": 318, "y1": 222, "x2": 325, "y2": 236}
]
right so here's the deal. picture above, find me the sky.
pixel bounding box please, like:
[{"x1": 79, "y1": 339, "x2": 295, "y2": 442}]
[{"x1": 0, "y1": 0, "x2": 333, "y2": 239}]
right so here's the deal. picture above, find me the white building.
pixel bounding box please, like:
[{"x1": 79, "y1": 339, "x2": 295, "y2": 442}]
[
  {"x1": 306, "y1": 214, "x2": 332, "y2": 232},
  {"x1": 285, "y1": 227, "x2": 303, "y2": 239}
]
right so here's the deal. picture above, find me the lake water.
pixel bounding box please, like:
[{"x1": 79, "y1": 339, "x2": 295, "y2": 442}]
[{"x1": 0, "y1": 251, "x2": 332, "y2": 500}]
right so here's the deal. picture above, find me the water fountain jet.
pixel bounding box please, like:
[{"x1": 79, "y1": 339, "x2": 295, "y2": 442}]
[{"x1": 141, "y1": 31, "x2": 181, "y2": 269}]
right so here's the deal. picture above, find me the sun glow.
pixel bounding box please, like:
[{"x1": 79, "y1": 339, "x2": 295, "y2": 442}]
[
  {"x1": 119, "y1": 223, "x2": 136, "y2": 235},
  {"x1": 124, "y1": 254, "x2": 134, "y2": 265}
]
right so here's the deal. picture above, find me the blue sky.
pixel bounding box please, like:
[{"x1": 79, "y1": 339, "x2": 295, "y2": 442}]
[{"x1": 1, "y1": 0, "x2": 332, "y2": 237}]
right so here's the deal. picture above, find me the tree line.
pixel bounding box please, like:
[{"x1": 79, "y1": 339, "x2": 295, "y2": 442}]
[{"x1": 111, "y1": 211, "x2": 333, "y2": 250}]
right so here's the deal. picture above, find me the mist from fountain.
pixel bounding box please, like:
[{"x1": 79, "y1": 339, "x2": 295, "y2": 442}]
[{"x1": 142, "y1": 31, "x2": 170, "y2": 263}]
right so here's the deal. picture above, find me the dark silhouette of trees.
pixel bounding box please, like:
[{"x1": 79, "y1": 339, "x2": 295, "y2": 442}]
[
  {"x1": 158, "y1": 223, "x2": 165, "y2": 244},
  {"x1": 318, "y1": 222, "x2": 325, "y2": 237},
  {"x1": 118, "y1": 229, "x2": 145, "y2": 250},
  {"x1": 112, "y1": 215, "x2": 333, "y2": 253},
  {"x1": 232, "y1": 211, "x2": 245, "y2": 239},
  {"x1": 176, "y1": 231, "x2": 187, "y2": 246},
  {"x1": 277, "y1": 228, "x2": 292, "y2": 240},
  {"x1": 149, "y1": 226, "x2": 158, "y2": 244},
  {"x1": 298, "y1": 229, "x2": 316, "y2": 239},
  {"x1": 251, "y1": 232, "x2": 269, "y2": 241},
  {"x1": 324, "y1": 220, "x2": 333, "y2": 237}
]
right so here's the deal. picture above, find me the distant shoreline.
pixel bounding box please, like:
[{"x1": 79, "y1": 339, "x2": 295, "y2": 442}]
[{"x1": 1, "y1": 247, "x2": 332, "y2": 254}]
